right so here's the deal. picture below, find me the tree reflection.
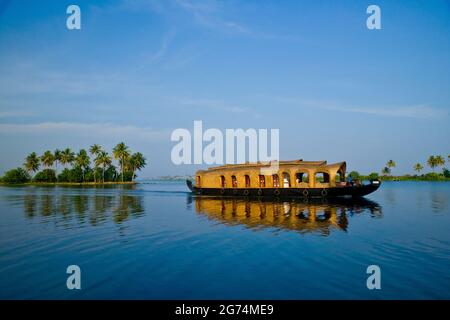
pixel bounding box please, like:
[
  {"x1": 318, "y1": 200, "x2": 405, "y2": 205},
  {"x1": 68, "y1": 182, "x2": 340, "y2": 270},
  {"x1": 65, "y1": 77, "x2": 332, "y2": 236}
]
[
  {"x1": 113, "y1": 195, "x2": 144, "y2": 223},
  {"x1": 18, "y1": 191, "x2": 144, "y2": 228}
]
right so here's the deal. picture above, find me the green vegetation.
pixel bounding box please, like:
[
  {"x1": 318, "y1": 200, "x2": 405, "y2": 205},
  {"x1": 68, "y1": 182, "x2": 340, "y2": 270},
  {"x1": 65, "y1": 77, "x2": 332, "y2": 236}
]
[
  {"x1": 113, "y1": 142, "x2": 130, "y2": 183},
  {"x1": 386, "y1": 160, "x2": 396, "y2": 174},
  {"x1": 365, "y1": 155, "x2": 450, "y2": 181},
  {"x1": 443, "y1": 168, "x2": 450, "y2": 178},
  {"x1": 129, "y1": 152, "x2": 146, "y2": 182},
  {"x1": 1, "y1": 143, "x2": 147, "y2": 185},
  {"x1": 0, "y1": 168, "x2": 31, "y2": 184},
  {"x1": 368, "y1": 172, "x2": 379, "y2": 180},
  {"x1": 413, "y1": 163, "x2": 423, "y2": 174},
  {"x1": 33, "y1": 169, "x2": 57, "y2": 182},
  {"x1": 427, "y1": 155, "x2": 445, "y2": 172},
  {"x1": 24, "y1": 152, "x2": 40, "y2": 174},
  {"x1": 89, "y1": 144, "x2": 102, "y2": 183},
  {"x1": 95, "y1": 150, "x2": 113, "y2": 183},
  {"x1": 348, "y1": 171, "x2": 360, "y2": 180},
  {"x1": 368, "y1": 172, "x2": 449, "y2": 181}
]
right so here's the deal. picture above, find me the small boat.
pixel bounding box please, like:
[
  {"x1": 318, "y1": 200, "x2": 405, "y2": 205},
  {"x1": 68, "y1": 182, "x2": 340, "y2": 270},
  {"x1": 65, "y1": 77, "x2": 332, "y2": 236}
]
[{"x1": 186, "y1": 159, "x2": 380, "y2": 198}]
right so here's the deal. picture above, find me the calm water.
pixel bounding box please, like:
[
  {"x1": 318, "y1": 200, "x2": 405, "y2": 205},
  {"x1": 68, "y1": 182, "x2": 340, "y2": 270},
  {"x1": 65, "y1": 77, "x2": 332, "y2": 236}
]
[{"x1": 0, "y1": 181, "x2": 449, "y2": 299}]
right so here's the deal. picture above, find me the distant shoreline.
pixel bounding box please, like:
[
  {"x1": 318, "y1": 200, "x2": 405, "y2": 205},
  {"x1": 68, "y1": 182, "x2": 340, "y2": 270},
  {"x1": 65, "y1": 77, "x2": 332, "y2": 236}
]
[
  {"x1": 0, "y1": 181, "x2": 137, "y2": 186},
  {"x1": 361, "y1": 175, "x2": 450, "y2": 182},
  {"x1": 1, "y1": 178, "x2": 449, "y2": 187},
  {"x1": 153, "y1": 176, "x2": 194, "y2": 182}
]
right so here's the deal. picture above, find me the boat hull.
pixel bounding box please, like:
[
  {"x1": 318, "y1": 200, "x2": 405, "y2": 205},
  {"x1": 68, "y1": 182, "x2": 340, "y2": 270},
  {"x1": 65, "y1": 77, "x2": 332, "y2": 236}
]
[{"x1": 186, "y1": 180, "x2": 380, "y2": 198}]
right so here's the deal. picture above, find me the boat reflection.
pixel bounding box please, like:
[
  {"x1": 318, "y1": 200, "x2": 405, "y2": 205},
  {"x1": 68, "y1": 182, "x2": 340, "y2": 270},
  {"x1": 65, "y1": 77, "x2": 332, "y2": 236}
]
[{"x1": 191, "y1": 196, "x2": 382, "y2": 236}]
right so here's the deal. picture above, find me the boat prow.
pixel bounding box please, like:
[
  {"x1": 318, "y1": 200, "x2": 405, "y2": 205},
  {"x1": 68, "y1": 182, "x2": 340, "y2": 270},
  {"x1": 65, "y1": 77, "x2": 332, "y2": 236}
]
[{"x1": 186, "y1": 179, "x2": 194, "y2": 191}]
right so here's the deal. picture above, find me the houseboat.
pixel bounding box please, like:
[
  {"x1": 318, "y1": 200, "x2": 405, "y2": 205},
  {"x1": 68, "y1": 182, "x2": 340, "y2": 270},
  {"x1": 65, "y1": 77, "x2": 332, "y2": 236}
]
[{"x1": 186, "y1": 159, "x2": 380, "y2": 198}]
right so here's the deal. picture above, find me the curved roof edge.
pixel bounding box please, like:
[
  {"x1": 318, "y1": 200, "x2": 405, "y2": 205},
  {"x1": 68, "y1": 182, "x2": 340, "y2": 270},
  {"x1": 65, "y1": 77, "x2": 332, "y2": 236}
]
[{"x1": 196, "y1": 160, "x2": 346, "y2": 174}]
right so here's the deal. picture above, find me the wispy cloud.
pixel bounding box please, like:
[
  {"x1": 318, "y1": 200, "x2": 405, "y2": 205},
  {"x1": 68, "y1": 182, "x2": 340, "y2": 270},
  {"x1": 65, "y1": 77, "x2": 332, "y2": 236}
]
[
  {"x1": 0, "y1": 61, "x2": 119, "y2": 96},
  {"x1": 273, "y1": 98, "x2": 448, "y2": 119},
  {"x1": 0, "y1": 122, "x2": 168, "y2": 140},
  {"x1": 119, "y1": 0, "x2": 297, "y2": 40},
  {"x1": 150, "y1": 28, "x2": 176, "y2": 61},
  {"x1": 0, "y1": 110, "x2": 34, "y2": 118},
  {"x1": 121, "y1": 0, "x2": 167, "y2": 13},
  {"x1": 173, "y1": 0, "x2": 299, "y2": 39},
  {"x1": 172, "y1": 97, "x2": 250, "y2": 113},
  {"x1": 327, "y1": 104, "x2": 447, "y2": 119},
  {"x1": 174, "y1": 0, "x2": 251, "y2": 35},
  {"x1": 0, "y1": 57, "x2": 161, "y2": 99}
]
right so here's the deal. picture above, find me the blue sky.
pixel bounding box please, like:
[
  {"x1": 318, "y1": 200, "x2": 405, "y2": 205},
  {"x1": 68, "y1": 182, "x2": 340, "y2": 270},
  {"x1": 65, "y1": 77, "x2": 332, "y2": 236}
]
[{"x1": 0, "y1": 0, "x2": 449, "y2": 177}]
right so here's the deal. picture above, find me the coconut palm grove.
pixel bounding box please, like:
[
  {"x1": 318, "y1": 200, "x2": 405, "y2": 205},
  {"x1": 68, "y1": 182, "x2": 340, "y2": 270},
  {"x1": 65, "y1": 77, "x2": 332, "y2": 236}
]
[{"x1": 0, "y1": 143, "x2": 146, "y2": 184}]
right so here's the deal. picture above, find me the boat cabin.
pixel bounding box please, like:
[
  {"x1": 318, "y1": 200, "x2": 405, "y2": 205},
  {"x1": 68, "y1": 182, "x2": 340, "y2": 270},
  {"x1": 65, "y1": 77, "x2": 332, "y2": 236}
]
[{"x1": 194, "y1": 159, "x2": 347, "y2": 189}]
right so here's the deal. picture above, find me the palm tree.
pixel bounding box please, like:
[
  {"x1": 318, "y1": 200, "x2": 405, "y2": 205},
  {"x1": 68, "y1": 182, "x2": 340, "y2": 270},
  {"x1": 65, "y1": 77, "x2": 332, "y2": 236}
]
[
  {"x1": 95, "y1": 151, "x2": 112, "y2": 183},
  {"x1": 129, "y1": 152, "x2": 147, "y2": 182},
  {"x1": 75, "y1": 149, "x2": 90, "y2": 182},
  {"x1": 89, "y1": 144, "x2": 102, "y2": 183},
  {"x1": 381, "y1": 166, "x2": 390, "y2": 176},
  {"x1": 435, "y1": 155, "x2": 445, "y2": 171},
  {"x1": 24, "y1": 152, "x2": 40, "y2": 174},
  {"x1": 40, "y1": 151, "x2": 55, "y2": 169},
  {"x1": 413, "y1": 163, "x2": 423, "y2": 174},
  {"x1": 386, "y1": 160, "x2": 396, "y2": 174},
  {"x1": 427, "y1": 155, "x2": 437, "y2": 172},
  {"x1": 60, "y1": 148, "x2": 75, "y2": 169},
  {"x1": 54, "y1": 149, "x2": 62, "y2": 175},
  {"x1": 113, "y1": 142, "x2": 130, "y2": 182}
]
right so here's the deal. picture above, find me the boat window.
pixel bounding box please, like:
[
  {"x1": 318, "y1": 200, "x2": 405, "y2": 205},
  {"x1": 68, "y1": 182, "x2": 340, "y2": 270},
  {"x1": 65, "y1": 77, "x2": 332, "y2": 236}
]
[
  {"x1": 231, "y1": 175, "x2": 237, "y2": 188},
  {"x1": 282, "y1": 172, "x2": 291, "y2": 187},
  {"x1": 244, "y1": 175, "x2": 250, "y2": 188},
  {"x1": 315, "y1": 172, "x2": 330, "y2": 183},
  {"x1": 220, "y1": 175, "x2": 226, "y2": 188},
  {"x1": 272, "y1": 174, "x2": 280, "y2": 188},
  {"x1": 295, "y1": 172, "x2": 309, "y2": 184},
  {"x1": 259, "y1": 175, "x2": 266, "y2": 188},
  {"x1": 196, "y1": 176, "x2": 201, "y2": 187},
  {"x1": 335, "y1": 170, "x2": 345, "y2": 183}
]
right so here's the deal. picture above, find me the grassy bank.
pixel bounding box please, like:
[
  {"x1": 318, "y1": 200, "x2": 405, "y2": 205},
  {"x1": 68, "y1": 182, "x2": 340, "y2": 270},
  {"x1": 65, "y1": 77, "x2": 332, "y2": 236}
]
[{"x1": 360, "y1": 175, "x2": 450, "y2": 182}]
